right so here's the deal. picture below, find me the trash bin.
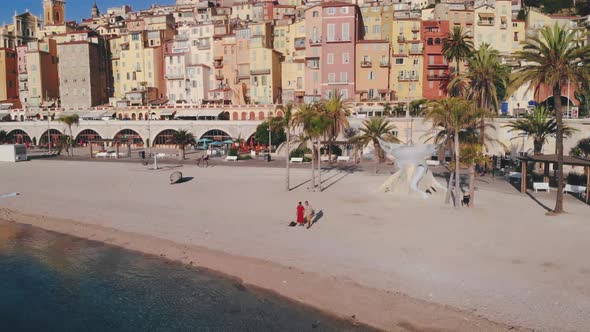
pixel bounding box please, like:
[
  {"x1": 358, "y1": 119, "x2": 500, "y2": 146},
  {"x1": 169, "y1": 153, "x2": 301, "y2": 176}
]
[
  {"x1": 139, "y1": 151, "x2": 146, "y2": 159},
  {"x1": 265, "y1": 153, "x2": 271, "y2": 162}
]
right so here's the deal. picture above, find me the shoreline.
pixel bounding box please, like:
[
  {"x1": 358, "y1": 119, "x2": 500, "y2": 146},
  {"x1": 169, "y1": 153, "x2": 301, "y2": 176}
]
[{"x1": 0, "y1": 208, "x2": 518, "y2": 332}]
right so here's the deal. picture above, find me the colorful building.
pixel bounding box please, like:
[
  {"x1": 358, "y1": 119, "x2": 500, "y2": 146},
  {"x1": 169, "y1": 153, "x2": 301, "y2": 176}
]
[
  {"x1": 390, "y1": 18, "x2": 424, "y2": 104},
  {"x1": 359, "y1": 0, "x2": 393, "y2": 41},
  {"x1": 0, "y1": 48, "x2": 18, "y2": 102},
  {"x1": 355, "y1": 40, "x2": 391, "y2": 101},
  {"x1": 422, "y1": 20, "x2": 450, "y2": 100}
]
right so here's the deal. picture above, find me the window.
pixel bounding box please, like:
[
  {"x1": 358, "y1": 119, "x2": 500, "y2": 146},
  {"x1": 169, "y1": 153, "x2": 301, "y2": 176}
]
[
  {"x1": 434, "y1": 38, "x2": 440, "y2": 45},
  {"x1": 312, "y1": 11, "x2": 318, "y2": 17},
  {"x1": 342, "y1": 23, "x2": 350, "y2": 41},
  {"x1": 328, "y1": 72, "x2": 335, "y2": 83},
  {"x1": 327, "y1": 53, "x2": 334, "y2": 64},
  {"x1": 364, "y1": 26, "x2": 369, "y2": 35},
  {"x1": 327, "y1": 24, "x2": 335, "y2": 41},
  {"x1": 373, "y1": 25, "x2": 381, "y2": 34},
  {"x1": 413, "y1": 59, "x2": 419, "y2": 66},
  {"x1": 327, "y1": 8, "x2": 335, "y2": 15},
  {"x1": 340, "y1": 72, "x2": 347, "y2": 83},
  {"x1": 340, "y1": 89, "x2": 348, "y2": 99},
  {"x1": 261, "y1": 76, "x2": 267, "y2": 86},
  {"x1": 427, "y1": 38, "x2": 433, "y2": 45},
  {"x1": 395, "y1": 58, "x2": 404, "y2": 65},
  {"x1": 342, "y1": 52, "x2": 349, "y2": 64},
  {"x1": 368, "y1": 89, "x2": 376, "y2": 99},
  {"x1": 132, "y1": 33, "x2": 140, "y2": 41},
  {"x1": 368, "y1": 71, "x2": 375, "y2": 80},
  {"x1": 341, "y1": 7, "x2": 349, "y2": 14}
]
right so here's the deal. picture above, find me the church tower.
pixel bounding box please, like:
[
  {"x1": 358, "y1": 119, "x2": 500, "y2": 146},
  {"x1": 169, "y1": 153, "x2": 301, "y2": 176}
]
[
  {"x1": 91, "y1": 2, "x2": 100, "y2": 19},
  {"x1": 43, "y1": 0, "x2": 66, "y2": 26}
]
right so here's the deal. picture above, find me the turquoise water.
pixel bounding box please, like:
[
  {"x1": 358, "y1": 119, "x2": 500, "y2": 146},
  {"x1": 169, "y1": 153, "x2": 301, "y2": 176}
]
[{"x1": 0, "y1": 221, "x2": 374, "y2": 332}]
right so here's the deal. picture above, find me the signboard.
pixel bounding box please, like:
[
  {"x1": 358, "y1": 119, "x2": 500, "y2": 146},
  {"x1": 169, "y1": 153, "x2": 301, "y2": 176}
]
[{"x1": 501, "y1": 101, "x2": 508, "y2": 115}]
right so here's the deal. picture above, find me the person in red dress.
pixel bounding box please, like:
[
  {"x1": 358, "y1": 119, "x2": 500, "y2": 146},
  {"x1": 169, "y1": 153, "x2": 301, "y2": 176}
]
[{"x1": 296, "y1": 202, "x2": 305, "y2": 226}]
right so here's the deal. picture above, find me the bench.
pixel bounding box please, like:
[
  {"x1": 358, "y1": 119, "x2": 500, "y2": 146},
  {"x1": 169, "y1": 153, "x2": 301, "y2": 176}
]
[
  {"x1": 225, "y1": 155, "x2": 238, "y2": 162},
  {"x1": 533, "y1": 182, "x2": 550, "y2": 193},
  {"x1": 564, "y1": 184, "x2": 587, "y2": 195},
  {"x1": 337, "y1": 156, "x2": 350, "y2": 162},
  {"x1": 290, "y1": 157, "x2": 303, "y2": 163},
  {"x1": 426, "y1": 160, "x2": 440, "y2": 166},
  {"x1": 95, "y1": 152, "x2": 108, "y2": 158}
]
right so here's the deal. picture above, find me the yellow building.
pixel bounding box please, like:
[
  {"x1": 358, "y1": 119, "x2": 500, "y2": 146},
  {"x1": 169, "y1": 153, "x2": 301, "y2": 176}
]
[
  {"x1": 279, "y1": 20, "x2": 306, "y2": 103},
  {"x1": 355, "y1": 40, "x2": 392, "y2": 101},
  {"x1": 25, "y1": 39, "x2": 60, "y2": 107},
  {"x1": 359, "y1": 1, "x2": 393, "y2": 40},
  {"x1": 249, "y1": 23, "x2": 282, "y2": 105},
  {"x1": 390, "y1": 18, "x2": 423, "y2": 104},
  {"x1": 473, "y1": 0, "x2": 513, "y2": 55}
]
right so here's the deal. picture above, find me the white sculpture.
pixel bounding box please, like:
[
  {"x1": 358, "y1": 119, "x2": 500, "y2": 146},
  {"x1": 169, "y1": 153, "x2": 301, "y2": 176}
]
[{"x1": 378, "y1": 139, "x2": 446, "y2": 199}]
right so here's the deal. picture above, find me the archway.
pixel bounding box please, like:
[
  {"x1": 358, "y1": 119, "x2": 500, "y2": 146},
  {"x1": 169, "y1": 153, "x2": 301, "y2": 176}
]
[
  {"x1": 232, "y1": 112, "x2": 239, "y2": 120},
  {"x1": 39, "y1": 129, "x2": 64, "y2": 145},
  {"x1": 138, "y1": 113, "x2": 143, "y2": 120},
  {"x1": 7, "y1": 129, "x2": 32, "y2": 144},
  {"x1": 131, "y1": 113, "x2": 137, "y2": 120},
  {"x1": 249, "y1": 111, "x2": 255, "y2": 120},
  {"x1": 75, "y1": 129, "x2": 102, "y2": 145},
  {"x1": 540, "y1": 96, "x2": 576, "y2": 112},
  {"x1": 200, "y1": 129, "x2": 232, "y2": 141},
  {"x1": 276, "y1": 110, "x2": 283, "y2": 118},
  {"x1": 258, "y1": 111, "x2": 265, "y2": 120},
  {"x1": 241, "y1": 112, "x2": 247, "y2": 120},
  {"x1": 153, "y1": 129, "x2": 179, "y2": 146},
  {"x1": 114, "y1": 129, "x2": 143, "y2": 144}
]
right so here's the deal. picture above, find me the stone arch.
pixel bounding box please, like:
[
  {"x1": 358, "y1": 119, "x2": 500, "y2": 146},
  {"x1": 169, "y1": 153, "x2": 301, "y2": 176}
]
[
  {"x1": 118, "y1": 113, "x2": 123, "y2": 120},
  {"x1": 200, "y1": 129, "x2": 232, "y2": 141},
  {"x1": 249, "y1": 111, "x2": 255, "y2": 120},
  {"x1": 258, "y1": 111, "x2": 265, "y2": 120},
  {"x1": 540, "y1": 96, "x2": 576, "y2": 111},
  {"x1": 241, "y1": 112, "x2": 247, "y2": 120},
  {"x1": 131, "y1": 113, "x2": 137, "y2": 120},
  {"x1": 138, "y1": 113, "x2": 143, "y2": 120},
  {"x1": 114, "y1": 129, "x2": 143, "y2": 144},
  {"x1": 153, "y1": 129, "x2": 179, "y2": 146},
  {"x1": 75, "y1": 129, "x2": 102, "y2": 144},
  {"x1": 39, "y1": 129, "x2": 64, "y2": 145},
  {"x1": 276, "y1": 110, "x2": 283, "y2": 118},
  {"x1": 20, "y1": 115, "x2": 24, "y2": 122},
  {"x1": 232, "y1": 112, "x2": 239, "y2": 120},
  {"x1": 7, "y1": 129, "x2": 32, "y2": 144}
]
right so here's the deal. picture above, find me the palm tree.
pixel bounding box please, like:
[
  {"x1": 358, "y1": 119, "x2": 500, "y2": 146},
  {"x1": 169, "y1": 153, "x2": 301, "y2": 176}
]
[
  {"x1": 442, "y1": 26, "x2": 474, "y2": 76},
  {"x1": 58, "y1": 114, "x2": 79, "y2": 156},
  {"x1": 274, "y1": 103, "x2": 295, "y2": 191},
  {"x1": 170, "y1": 129, "x2": 195, "y2": 160},
  {"x1": 425, "y1": 98, "x2": 484, "y2": 207},
  {"x1": 450, "y1": 44, "x2": 510, "y2": 143},
  {"x1": 511, "y1": 23, "x2": 590, "y2": 213},
  {"x1": 505, "y1": 105, "x2": 575, "y2": 155},
  {"x1": 323, "y1": 93, "x2": 352, "y2": 160},
  {"x1": 293, "y1": 102, "x2": 321, "y2": 189},
  {"x1": 0, "y1": 130, "x2": 13, "y2": 144},
  {"x1": 343, "y1": 127, "x2": 359, "y2": 161},
  {"x1": 357, "y1": 117, "x2": 400, "y2": 173},
  {"x1": 570, "y1": 137, "x2": 590, "y2": 158},
  {"x1": 382, "y1": 102, "x2": 393, "y2": 117}
]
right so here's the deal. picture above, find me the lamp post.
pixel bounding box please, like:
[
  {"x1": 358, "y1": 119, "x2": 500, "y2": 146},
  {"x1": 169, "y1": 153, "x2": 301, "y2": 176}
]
[{"x1": 268, "y1": 113, "x2": 272, "y2": 154}]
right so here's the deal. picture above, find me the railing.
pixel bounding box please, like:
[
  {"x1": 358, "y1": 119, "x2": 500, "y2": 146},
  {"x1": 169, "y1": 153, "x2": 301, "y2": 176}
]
[
  {"x1": 409, "y1": 47, "x2": 423, "y2": 55},
  {"x1": 250, "y1": 68, "x2": 271, "y2": 75},
  {"x1": 379, "y1": 60, "x2": 390, "y2": 67},
  {"x1": 215, "y1": 73, "x2": 224, "y2": 80},
  {"x1": 175, "y1": 34, "x2": 189, "y2": 41},
  {"x1": 428, "y1": 63, "x2": 448, "y2": 69},
  {"x1": 309, "y1": 38, "x2": 322, "y2": 46},
  {"x1": 397, "y1": 35, "x2": 406, "y2": 43},
  {"x1": 360, "y1": 60, "x2": 372, "y2": 67},
  {"x1": 213, "y1": 61, "x2": 223, "y2": 68},
  {"x1": 398, "y1": 76, "x2": 419, "y2": 81},
  {"x1": 500, "y1": 23, "x2": 507, "y2": 29},
  {"x1": 294, "y1": 38, "x2": 306, "y2": 50},
  {"x1": 427, "y1": 74, "x2": 447, "y2": 80},
  {"x1": 411, "y1": 25, "x2": 420, "y2": 32},
  {"x1": 478, "y1": 20, "x2": 495, "y2": 26},
  {"x1": 165, "y1": 74, "x2": 184, "y2": 80},
  {"x1": 327, "y1": 80, "x2": 348, "y2": 85},
  {"x1": 197, "y1": 43, "x2": 210, "y2": 50}
]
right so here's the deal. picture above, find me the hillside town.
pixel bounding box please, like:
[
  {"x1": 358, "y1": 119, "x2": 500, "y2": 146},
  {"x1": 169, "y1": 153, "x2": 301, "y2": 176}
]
[{"x1": 0, "y1": 0, "x2": 587, "y2": 121}]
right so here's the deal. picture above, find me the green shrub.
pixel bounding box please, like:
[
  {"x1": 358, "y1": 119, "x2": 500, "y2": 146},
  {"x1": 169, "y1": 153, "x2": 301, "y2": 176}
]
[
  {"x1": 290, "y1": 147, "x2": 311, "y2": 158},
  {"x1": 228, "y1": 147, "x2": 239, "y2": 157},
  {"x1": 238, "y1": 155, "x2": 252, "y2": 160},
  {"x1": 320, "y1": 144, "x2": 342, "y2": 156}
]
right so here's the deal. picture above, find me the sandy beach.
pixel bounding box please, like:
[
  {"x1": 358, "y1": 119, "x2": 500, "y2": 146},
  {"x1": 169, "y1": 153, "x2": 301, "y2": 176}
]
[{"x1": 1, "y1": 160, "x2": 589, "y2": 331}]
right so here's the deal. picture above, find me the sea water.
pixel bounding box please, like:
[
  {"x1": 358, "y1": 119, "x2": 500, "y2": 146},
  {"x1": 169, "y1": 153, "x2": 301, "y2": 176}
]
[{"x1": 0, "y1": 221, "x2": 373, "y2": 332}]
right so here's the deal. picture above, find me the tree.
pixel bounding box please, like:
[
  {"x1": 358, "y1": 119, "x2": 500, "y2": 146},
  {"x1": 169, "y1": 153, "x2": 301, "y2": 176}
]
[
  {"x1": 58, "y1": 114, "x2": 79, "y2": 156},
  {"x1": 293, "y1": 102, "x2": 322, "y2": 190},
  {"x1": 425, "y1": 98, "x2": 485, "y2": 207},
  {"x1": 570, "y1": 138, "x2": 590, "y2": 158},
  {"x1": 409, "y1": 99, "x2": 428, "y2": 117},
  {"x1": 0, "y1": 130, "x2": 13, "y2": 144},
  {"x1": 343, "y1": 127, "x2": 359, "y2": 161},
  {"x1": 382, "y1": 102, "x2": 393, "y2": 117},
  {"x1": 254, "y1": 120, "x2": 286, "y2": 147},
  {"x1": 357, "y1": 117, "x2": 400, "y2": 173},
  {"x1": 511, "y1": 23, "x2": 590, "y2": 214},
  {"x1": 574, "y1": 82, "x2": 590, "y2": 118},
  {"x1": 274, "y1": 104, "x2": 295, "y2": 191},
  {"x1": 442, "y1": 26, "x2": 474, "y2": 76},
  {"x1": 505, "y1": 105, "x2": 575, "y2": 154},
  {"x1": 323, "y1": 92, "x2": 352, "y2": 160},
  {"x1": 170, "y1": 129, "x2": 195, "y2": 160}
]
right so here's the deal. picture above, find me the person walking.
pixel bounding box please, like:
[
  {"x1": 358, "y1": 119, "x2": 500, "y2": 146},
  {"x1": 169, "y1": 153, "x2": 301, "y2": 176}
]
[
  {"x1": 304, "y1": 201, "x2": 314, "y2": 229},
  {"x1": 296, "y1": 202, "x2": 305, "y2": 226}
]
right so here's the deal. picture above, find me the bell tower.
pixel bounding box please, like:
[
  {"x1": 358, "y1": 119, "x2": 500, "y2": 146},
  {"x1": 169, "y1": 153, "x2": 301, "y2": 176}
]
[{"x1": 43, "y1": 0, "x2": 66, "y2": 26}]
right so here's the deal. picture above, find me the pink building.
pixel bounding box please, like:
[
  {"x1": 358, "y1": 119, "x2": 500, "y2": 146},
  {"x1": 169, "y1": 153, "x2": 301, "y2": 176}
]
[{"x1": 304, "y1": 2, "x2": 359, "y2": 103}]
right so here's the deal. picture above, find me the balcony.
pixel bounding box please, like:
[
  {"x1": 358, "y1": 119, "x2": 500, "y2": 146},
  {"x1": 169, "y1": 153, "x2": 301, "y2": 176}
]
[
  {"x1": 360, "y1": 60, "x2": 372, "y2": 68},
  {"x1": 409, "y1": 47, "x2": 423, "y2": 55},
  {"x1": 326, "y1": 37, "x2": 352, "y2": 43},
  {"x1": 427, "y1": 63, "x2": 448, "y2": 69},
  {"x1": 213, "y1": 60, "x2": 223, "y2": 68},
  {"x1": 197, "y1": 42, "x2": 210, "y2": 50},
  {"x1": 478, "y1": 19, "x2": 495, "y2": 26},
  {"x1": 397, "y1": 35, "x2": 406, "y2": 43},
  {"x1": 166, "y1": 73, "x2": 184, "y2": 80},
  {"x1": 294, "y1": 37, "x2": 306, "y2": 50},
  {"x1": 500, "y1": 23, "x2": 507, "y2": 29},
  {"x1": 398, "y1": 75, "x2": 419, "y2": 82},
  {"x1": 18, "y1": 74, "x2": 27, "y2": 82},
  {"x1": 237, "y1": 72, "x2": 250, "y2": 79},
  {"x1": 307, "y1": 62, "x2": 319, "y2": 69},
  {"x1": 176, "y1": 34, "x2": 189, "y2": 41},
  {"x1": 427, "y1": 74, "x2": 447, "y2": 80},
  {"x1": 250, "y1": 68, "x2": 271, "y2": 75},
  {"x1": 411, "y1": 25, "x2": 420, "y2": 32},
  {"x1": 327, "y1": 80, "x2": 348, "y2": 85},
  {"x1": 215, "y1": 73, "x2": 224, "y2": 80},
  {"x1": 309, "y1": 38, "x2": 322, "y2": 46},
  {"x1": 379, "y1": 60, "x2": 390, "y2": 67}
]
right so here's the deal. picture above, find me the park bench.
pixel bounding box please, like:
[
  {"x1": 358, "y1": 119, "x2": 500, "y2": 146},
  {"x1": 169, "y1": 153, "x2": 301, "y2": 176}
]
[
  {"x1": 95, "y1": 152, "x2": 108, "y2": 158},
  {"x1": 290, "y1": 157, "x2": 303, "y2": 163},
  {"x1": 564, "y1": 184, "x2": 586, "y2": 195},
  {"x1": 225, "y1": 155, "x2": 238, "y2": 162},
  {"x1": 425, "y1": 160, "x2": 440, "y2": 166},
  {"x1": 337, "y1": 156, "x2": 350, "y2": 162},
  {"x1": 533, "y1": 182, "x2": 550, "y2": 193}
]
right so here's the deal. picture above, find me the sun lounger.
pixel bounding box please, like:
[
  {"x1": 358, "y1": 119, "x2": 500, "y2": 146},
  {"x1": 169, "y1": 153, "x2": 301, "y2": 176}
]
[
  {"x1": 225, "y1": 155, "x2": 238, "y2": 162},
  {"x1": 533, "y1": 182, "x2": 550, "y2": 193},
  {"x1": 290, "y1": 157, "x2": 303, "y2": 163}
]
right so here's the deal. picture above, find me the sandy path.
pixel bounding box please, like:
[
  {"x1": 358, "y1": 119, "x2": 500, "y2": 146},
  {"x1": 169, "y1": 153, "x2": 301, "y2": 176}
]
[{"x1": 1, "y1": 160, "x2": 589, "y2": 331}]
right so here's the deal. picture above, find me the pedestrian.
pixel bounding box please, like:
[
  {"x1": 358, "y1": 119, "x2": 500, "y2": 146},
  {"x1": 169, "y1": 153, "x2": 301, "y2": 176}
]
[
  {"x1": 296, "y1": 201, "x2": 305, "y2": 226},
  {"x1": 304, "y1": 201, "x2": 314, "y2": 229}
]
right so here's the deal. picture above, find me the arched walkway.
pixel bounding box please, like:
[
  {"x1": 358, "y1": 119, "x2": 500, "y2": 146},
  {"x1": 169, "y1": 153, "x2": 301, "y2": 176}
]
[
  {"x1": 75, "y1": 129, "x2": 102, "y2": 145},
  {"x1": 200, "y1": 129, "x2": 232, "y2": 141},
  {"x1": 540, "y1": 96, "x2": 576, "y2": 110},
  {"x1": 39, "y1": 129, "x2": 64, "y2": 145},
  {"x1": 153, "y1": 129, "x2": 179, "y2": 146},
  {"x1": 7, "y1": 129, "x2": 32, "y2": 144},
  {"x1": 114, "y1": 129, "x2": 143, "y2": 144}
]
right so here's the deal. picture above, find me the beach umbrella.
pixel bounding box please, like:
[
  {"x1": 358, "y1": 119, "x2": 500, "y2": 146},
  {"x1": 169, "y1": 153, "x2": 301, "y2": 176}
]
[
  {"x1": 211, "y1": 141, "x2": 223, "y2": 146},
  {"x1": 198, "y1": 138, "x2": 213, "y2": 143},
  {"x1": 223, "y1": 139, "x2": 233, "y2": 144},
  {"x1": 250, "y1": 137, "x2": 254, "y2": 148}
]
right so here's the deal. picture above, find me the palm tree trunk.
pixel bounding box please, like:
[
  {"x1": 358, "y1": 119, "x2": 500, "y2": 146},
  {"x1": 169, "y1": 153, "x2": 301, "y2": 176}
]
[
  {"x1": 317, "y1": 137, "x2": 322, "y2": 191},
  {"x1": 311, "y1": 140, "x2": 315, "y2": 189},
  {"x1": 286, "y1": 130, "x2": 290, "y2": 191},
  {"x1": 553, "y1": 86, "x2": 565, "y2": 213},
  {"x1": 445, "y1": 171, "x2": 454, "y2": 205},
  {"x1": 69, "y1": 126, "x2": 73, "y2": 157},
  {"x1": 374, "y1": 141, "x2": 380, "y2": 174},
  {"x1": 179, "y1": 146, "x2": 185, "y2": 160},
  {"x1": 454, "y1": 128, "x2": 461, "y2": 208},
  {"x1": 469, "y1": 163, "x2": 475, "y2": 207}
]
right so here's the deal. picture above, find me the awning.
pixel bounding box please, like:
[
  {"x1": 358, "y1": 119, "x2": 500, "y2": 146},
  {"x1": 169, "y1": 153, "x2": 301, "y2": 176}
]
[
  {"x1": 478, "y1": 13, "x2": 495, "y2": 18},
  {"x1": 159, "y1": 110, "x2": 176, "y2": 116},
  {"x1": 174, "y1": 109, "x2": 224, "y2": 118}
]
